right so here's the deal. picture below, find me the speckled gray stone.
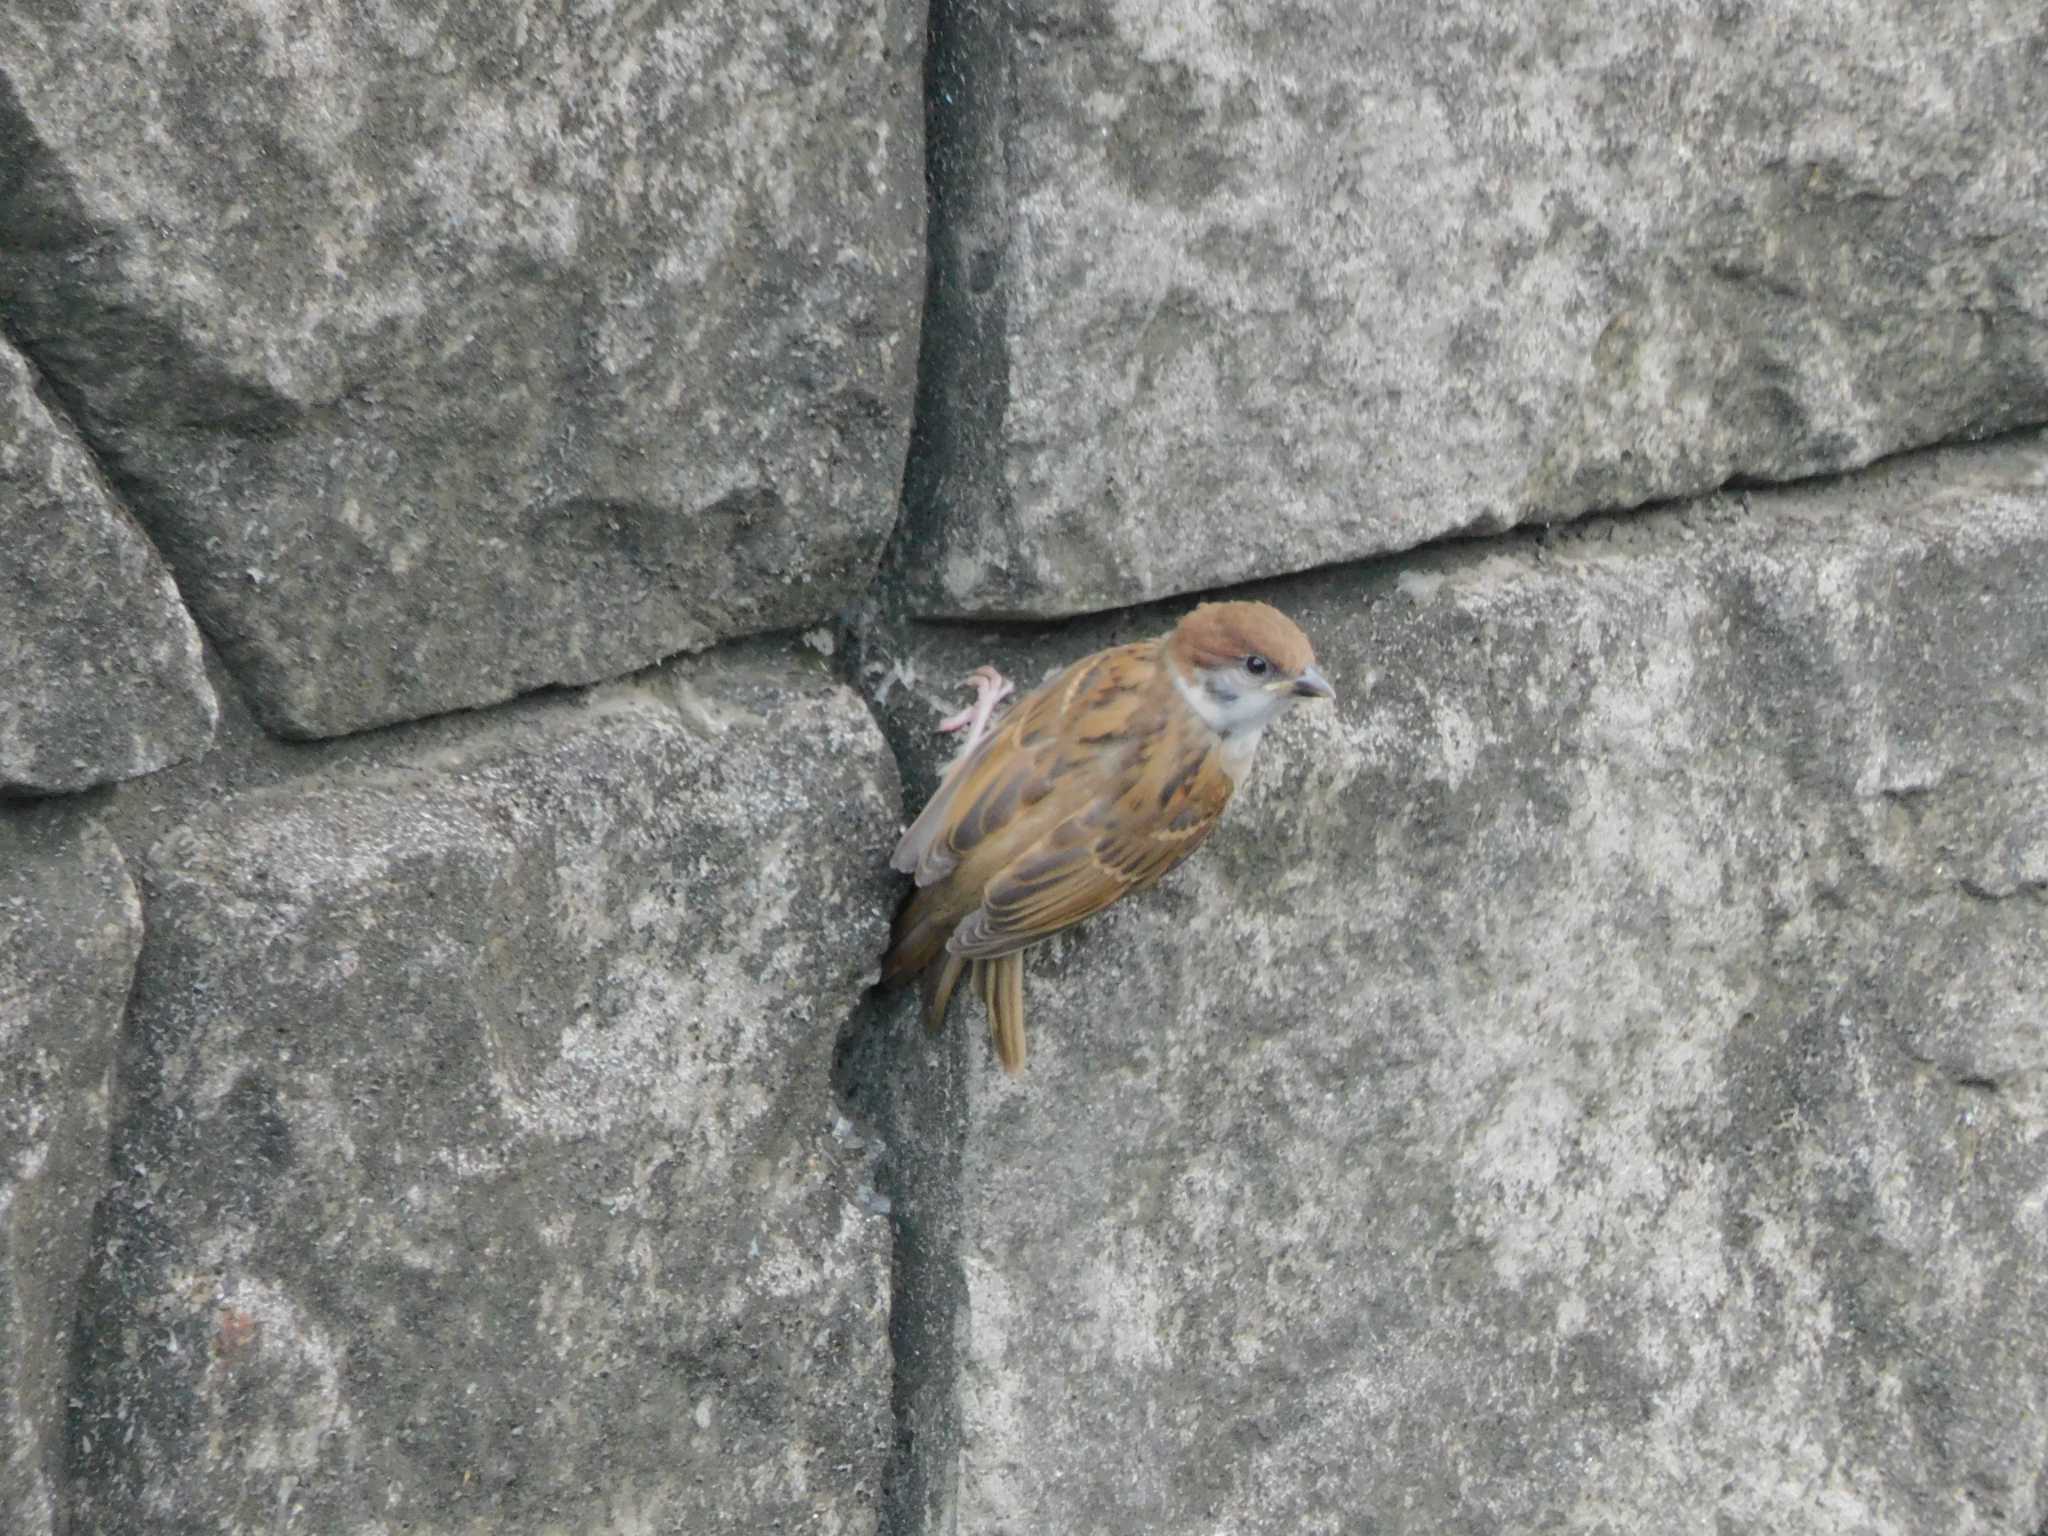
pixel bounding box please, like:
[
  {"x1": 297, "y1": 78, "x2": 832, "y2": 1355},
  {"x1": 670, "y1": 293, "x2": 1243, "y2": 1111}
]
[
  {"x1": 69, "y1": 648, "x2": 904, "y2": 1535},
  {"x1": 0, "y1": 1, "x2": 924, "y2": 737},
  {"x1": 1, "y1": 811, "x2": 140, "y2": 1536},
  {"x1": 852, "y1": 432, "x2": 2048, "y2": 1535},
  {"x1": 0, "y1": 339, "x2": 215, "y2": 792},
  {"x1": 889, "y1": 0, "x2": 2048, "y2": 619}
]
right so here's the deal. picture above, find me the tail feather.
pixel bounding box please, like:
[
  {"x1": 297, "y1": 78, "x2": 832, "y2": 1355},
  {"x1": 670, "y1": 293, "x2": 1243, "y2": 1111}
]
[
  {"x1": 889, "y1": 891, "x2": 1031, "y2": 1074},
  {"x1": 922, "y1": 950, "x2": 966, "y2": 1035},
  {"x1": 979, "y1": 952, "x2": 1027, "y2": 1074},
  {"x1": 882, "y1": 878, "x2": 973, "y2": 987}
]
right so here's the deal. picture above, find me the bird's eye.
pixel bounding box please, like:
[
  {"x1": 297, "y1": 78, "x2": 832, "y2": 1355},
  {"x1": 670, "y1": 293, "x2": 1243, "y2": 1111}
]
[{"x1": 1244, "y1": 654, "x2": 1269, "y2": 676}]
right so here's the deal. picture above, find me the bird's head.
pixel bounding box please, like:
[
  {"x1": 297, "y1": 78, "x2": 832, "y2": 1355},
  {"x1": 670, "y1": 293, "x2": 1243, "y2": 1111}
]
[{"x1": 1166, "y1": 600, "x2": 1335, "y2": 739}]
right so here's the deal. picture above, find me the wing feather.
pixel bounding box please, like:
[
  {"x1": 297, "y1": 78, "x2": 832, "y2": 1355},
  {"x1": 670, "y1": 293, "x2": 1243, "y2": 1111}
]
[
  {"x1": 891, "y1": 653, "x2": 1105, "y2": 886},
  {"x1": 947, "y1": 744, "x2": 1232, "y2": 961}
]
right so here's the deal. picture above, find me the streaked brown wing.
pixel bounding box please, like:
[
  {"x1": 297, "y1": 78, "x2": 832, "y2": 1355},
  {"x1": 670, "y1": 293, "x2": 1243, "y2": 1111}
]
[
  {"x1": 946, "y1": 740, "x2": 1233, "y2": 960},
  {"x1": 891, "y1": 644, "x2": 1155, "y2": 888}
]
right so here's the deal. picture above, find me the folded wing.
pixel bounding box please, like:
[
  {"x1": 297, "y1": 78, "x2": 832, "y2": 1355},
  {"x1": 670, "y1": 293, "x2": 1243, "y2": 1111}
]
[{"x1": 948, "y1": 735, "x2": 1232, "y2": 959}]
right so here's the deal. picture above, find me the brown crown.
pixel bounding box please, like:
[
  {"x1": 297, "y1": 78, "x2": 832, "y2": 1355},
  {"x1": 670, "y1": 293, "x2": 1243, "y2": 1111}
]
[{"x1": 1168, "y1": 601, "x2": 1318, "y2": 675}]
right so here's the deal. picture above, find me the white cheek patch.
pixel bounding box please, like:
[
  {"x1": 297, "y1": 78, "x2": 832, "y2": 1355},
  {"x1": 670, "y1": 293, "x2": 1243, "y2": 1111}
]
[
  {"x1": 1171, "y1": 661, "x2": 1288, "y2": 747},
  {"x1": 1171, "y1": 661, "x2": 1234, "y2": 734}
]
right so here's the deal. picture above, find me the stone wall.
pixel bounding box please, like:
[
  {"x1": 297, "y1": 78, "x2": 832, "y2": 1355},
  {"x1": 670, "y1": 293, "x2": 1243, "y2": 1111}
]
[{"x1": 3, "y1": 4, "x2": 2045, "y2": 1534}]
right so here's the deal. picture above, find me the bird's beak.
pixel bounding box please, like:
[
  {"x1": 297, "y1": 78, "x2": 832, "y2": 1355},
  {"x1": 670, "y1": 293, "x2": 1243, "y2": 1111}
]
[{"x1": 1290, "y1": 665, "x2": 1336, "y2": 701}]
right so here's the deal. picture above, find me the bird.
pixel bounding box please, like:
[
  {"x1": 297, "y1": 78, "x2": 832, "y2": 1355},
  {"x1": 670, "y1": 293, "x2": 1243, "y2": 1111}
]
[{"x1": 880, "y1": 600, "x2": 1335, "y2": 1073}]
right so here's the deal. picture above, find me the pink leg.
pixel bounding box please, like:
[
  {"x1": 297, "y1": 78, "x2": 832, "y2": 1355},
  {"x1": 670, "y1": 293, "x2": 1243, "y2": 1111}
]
[{"x1": 936, "y1": 665, "x2": 1014, "y2": 759}]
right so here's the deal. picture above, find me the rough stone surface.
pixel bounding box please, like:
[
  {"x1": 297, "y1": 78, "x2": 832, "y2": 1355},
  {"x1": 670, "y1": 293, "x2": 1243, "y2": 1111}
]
[
  {"x1": 889, "y1": 0, "x2": 2048, "y2": 619},
  {"x1": 0, "y1": 338, "x2": 215, "y2": 793},
  {"x1": 0, "y1": 1, "x2": 925, "y2": 738},
  {"x1": 851, "y1": 433, "x2": 2048, "y2": 1534},
  {"x1": 69, "y1": 649, "x2": 904, "y2": 1534},
  {"x1": 0, "y1": 811, "x2": 141, "y2": 1536}
]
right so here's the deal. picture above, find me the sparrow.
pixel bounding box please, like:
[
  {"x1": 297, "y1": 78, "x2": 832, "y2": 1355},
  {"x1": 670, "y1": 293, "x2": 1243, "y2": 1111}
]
[{"x1": 881, "y1": 600, "x2": 1335, "y2": 1073}]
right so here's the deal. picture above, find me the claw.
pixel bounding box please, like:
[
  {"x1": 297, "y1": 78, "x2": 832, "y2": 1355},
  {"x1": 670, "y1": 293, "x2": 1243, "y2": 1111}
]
[{"x1": 936, "y1": 665, "x2": 1014, "y2": 761}]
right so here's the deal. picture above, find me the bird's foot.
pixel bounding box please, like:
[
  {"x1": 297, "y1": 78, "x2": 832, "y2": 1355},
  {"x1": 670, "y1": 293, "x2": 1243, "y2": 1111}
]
[{"x1": 937, "y1": 665, "x2": 1014, "y2": 759}]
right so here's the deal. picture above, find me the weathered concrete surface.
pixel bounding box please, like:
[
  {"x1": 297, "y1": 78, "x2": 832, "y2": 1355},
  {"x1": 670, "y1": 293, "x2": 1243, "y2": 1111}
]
[
  {"x1": 0, "y1": 338, "x2": 215, "y2": 793},
  {"x1": 0, "y1": 811, "x2": 141, "y2": 1536},
  {"x1": 854, "y1": 432, "x2": 2048, "y2": 1534},
  {"x1": 69, "y1": 647, "x2": 904, "y2": 1534},
  {"x1": 0, "y1": 1, "x2": 924, "y2": 738},
  {"x1": 890, "y1": 0, "x2": 2048, "y2": 619}
]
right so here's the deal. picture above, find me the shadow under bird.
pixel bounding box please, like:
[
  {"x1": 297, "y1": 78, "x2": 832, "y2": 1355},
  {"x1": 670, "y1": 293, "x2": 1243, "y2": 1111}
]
[{"x1": 881, "y1": 600, "x2": 1335, "y2": 1072}]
